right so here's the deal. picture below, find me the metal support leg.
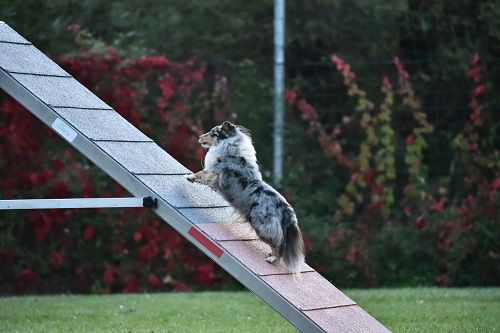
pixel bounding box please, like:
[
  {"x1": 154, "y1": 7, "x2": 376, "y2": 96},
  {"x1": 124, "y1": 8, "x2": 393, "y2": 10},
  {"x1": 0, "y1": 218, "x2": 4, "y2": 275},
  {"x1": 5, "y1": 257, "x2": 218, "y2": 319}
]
[{"x1": 0, "y1": 196, "x2": 157, "y2": 210}]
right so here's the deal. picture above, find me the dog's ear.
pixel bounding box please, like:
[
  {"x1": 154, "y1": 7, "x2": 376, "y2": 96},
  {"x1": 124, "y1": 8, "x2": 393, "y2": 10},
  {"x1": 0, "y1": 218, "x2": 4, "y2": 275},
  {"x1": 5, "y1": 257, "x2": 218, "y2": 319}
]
[{"x1": 222, "y1": 121, "x2": 235, "y2": 131}]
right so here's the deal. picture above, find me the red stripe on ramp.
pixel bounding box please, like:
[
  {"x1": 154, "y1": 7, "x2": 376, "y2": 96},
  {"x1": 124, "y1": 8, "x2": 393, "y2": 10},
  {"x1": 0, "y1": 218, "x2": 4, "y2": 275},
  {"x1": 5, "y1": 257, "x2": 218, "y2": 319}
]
[{"x1": 188, "y1": 227, "x2": 224, "y2": 258}]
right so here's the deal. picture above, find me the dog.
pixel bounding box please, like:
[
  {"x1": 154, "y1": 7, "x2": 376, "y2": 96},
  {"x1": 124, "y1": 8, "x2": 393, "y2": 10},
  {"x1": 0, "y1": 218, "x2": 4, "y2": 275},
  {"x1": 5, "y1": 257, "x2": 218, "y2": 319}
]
[{"x1": 187, "y1": 121, "x2": 305, "y2": 273}]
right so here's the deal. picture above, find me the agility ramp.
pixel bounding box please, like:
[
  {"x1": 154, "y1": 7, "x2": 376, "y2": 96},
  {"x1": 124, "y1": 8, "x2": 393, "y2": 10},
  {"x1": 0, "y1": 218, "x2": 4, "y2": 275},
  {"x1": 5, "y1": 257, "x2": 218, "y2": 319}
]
[{"x1": 0, "y1": 22, "x2": 389, "y2": 333}]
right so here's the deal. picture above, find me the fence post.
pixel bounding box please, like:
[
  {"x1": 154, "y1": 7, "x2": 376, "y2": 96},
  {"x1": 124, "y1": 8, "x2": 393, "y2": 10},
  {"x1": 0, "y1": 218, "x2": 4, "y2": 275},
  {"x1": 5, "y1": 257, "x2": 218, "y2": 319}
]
[{"x1": 273, "y1": 0, "x2": 286, "y2": 186}]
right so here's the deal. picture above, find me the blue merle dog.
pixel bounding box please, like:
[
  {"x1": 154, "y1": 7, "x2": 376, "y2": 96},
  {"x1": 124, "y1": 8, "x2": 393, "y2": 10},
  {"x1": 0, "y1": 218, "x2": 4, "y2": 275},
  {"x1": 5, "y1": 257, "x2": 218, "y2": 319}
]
[{"x1": 187, "y1": 121, "x2": 305, "y2": 272}]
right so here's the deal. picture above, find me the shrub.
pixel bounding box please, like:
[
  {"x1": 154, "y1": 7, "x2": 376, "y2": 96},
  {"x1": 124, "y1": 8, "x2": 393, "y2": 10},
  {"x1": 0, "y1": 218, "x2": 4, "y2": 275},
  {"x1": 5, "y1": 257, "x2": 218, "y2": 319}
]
[
  {"x1": 0, "y1": 29, "x2": 234, "y2": 294},
  {"x1": 287, "y1": 53, "x2": 499, "y2": 287}
]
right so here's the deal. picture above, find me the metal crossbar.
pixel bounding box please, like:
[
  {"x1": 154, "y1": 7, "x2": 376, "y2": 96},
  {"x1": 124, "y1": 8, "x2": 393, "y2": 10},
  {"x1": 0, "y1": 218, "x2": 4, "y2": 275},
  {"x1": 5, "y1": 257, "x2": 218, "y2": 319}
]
[{"x1": 0, "y1": 196, "x2": 157, "y2": 210}]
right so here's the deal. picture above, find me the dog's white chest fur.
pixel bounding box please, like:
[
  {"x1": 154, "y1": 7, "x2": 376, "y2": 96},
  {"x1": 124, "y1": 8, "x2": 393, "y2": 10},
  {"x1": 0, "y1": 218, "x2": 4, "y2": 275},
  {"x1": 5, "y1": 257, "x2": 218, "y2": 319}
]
[
  {"x1": 204, "y1": 144, "x2": 224, "y2": 171},
  {"x1": 204, "y1": 138, "x2": 257, "y2": 172}
]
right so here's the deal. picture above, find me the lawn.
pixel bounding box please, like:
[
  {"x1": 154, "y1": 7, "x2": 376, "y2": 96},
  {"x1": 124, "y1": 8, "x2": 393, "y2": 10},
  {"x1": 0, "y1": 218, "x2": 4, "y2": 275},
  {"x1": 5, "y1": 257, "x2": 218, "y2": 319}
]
[{"x1": 0, "y1": 288, "x2": 498, "y2": 332}]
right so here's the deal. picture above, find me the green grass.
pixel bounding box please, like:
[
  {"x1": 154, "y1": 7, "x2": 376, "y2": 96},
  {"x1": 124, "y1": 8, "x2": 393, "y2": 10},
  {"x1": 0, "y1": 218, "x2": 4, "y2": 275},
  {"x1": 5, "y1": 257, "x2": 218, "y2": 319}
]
[
  {"x1": 0, "y1": 288, "x2": 498, "y2": 332},
  {"x1": 348, "y1": 288, "x2": 500, "y2": 333}
]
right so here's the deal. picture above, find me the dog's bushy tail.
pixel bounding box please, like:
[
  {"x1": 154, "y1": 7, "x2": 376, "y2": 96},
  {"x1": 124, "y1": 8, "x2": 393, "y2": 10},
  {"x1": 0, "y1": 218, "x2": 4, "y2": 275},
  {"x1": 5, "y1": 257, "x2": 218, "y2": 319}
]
[{"x1": 280, "y1": 210, "x2": 305, "y2": 273}]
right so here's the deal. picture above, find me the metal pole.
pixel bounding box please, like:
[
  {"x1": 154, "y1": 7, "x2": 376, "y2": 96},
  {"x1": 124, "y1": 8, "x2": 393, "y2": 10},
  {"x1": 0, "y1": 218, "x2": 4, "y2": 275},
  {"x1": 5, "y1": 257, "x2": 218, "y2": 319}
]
[
  {"x1": 273, "y1": 0, "x2": 285, "y2": 186},
  {"x1": 0, "y1": 197, "x2": 156, "y2": 210}
]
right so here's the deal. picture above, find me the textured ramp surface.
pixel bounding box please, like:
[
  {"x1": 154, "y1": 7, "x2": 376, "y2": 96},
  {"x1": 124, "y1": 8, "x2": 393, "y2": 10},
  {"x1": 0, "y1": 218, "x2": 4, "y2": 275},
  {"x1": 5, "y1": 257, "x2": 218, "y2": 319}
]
[{"x1": 0, "y1": 22, "x2": 389, "y2": 333}]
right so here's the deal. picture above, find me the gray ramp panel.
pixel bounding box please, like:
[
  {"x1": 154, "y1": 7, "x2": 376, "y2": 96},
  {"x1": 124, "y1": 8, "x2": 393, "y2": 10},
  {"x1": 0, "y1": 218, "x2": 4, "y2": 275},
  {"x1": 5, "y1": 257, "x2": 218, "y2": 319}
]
[
  {"x1": 0, "y1": 23, "x2": 30, "y2": 44},
  {"x1": 137, "y1": 175, "x2": 229, "y2": 207},
  {"x1": 11, "y1": 73, "x2": 111, "y2": 109},
  {"x1": 178, "y1": 206, "x2": 242, "y2": 225},
  {"x1": 94, "y1": 142, "x2": 191, "y2": 175},
  {"x1": 53, "y1": 108, "x2": 152, "y2": 142},
  {"x1": 0, "y1": 22, "x2": 324, "y2": 332},
  {"x1": 0, "y1": 42, "x2": 69, "y2": 75}
]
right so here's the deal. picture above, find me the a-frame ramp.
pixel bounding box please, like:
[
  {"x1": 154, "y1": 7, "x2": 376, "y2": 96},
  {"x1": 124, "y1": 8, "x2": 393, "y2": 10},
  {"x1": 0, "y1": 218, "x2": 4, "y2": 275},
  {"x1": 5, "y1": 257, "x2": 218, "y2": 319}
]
[{"x1": 0, "y1": 22, "x2": 389, "y2": 333}]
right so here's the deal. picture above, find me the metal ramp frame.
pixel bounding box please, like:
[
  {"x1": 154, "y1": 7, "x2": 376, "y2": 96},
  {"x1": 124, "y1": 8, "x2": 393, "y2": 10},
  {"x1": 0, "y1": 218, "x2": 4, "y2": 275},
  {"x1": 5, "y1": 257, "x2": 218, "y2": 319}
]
[{"x1": 0, "y1": 22, "x2": 389, "y2": 333}]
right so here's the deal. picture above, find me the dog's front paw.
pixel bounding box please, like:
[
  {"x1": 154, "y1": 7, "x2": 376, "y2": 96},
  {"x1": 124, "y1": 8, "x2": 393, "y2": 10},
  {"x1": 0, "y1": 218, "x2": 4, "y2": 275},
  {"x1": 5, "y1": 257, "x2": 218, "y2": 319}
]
[
  {"x1": 186, "y1": 174, "x2": 196, "y2": 183},
  {"x1": 265, "y1": 255, "x2": 277, "y2": 264}
]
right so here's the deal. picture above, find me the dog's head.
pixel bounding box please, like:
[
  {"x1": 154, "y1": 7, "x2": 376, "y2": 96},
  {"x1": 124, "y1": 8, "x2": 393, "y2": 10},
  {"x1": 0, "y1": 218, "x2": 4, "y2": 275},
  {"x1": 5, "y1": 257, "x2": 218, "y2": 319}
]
[{"x1": 198, "y1": 121, "x2": 249, "y2": 148}]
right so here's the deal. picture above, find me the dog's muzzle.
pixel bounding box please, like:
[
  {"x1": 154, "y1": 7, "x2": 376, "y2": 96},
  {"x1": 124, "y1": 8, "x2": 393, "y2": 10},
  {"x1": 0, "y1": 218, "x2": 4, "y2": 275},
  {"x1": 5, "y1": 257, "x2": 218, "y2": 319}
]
[{"x1": 198, "y1": 136, "x2": 209, "y2": 148}]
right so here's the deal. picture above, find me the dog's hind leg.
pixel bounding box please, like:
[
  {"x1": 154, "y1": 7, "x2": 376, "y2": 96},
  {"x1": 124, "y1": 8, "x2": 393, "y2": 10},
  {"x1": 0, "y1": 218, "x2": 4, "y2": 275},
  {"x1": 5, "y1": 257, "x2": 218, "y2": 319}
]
[{"x1": 265, "y1": 247, "x2": 279, "y2": 264}]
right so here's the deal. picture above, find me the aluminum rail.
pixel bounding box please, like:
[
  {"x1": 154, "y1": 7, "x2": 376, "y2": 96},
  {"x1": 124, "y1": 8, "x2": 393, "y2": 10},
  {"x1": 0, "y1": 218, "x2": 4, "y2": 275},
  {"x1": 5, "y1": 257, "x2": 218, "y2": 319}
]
[{"x1": 0, "y1": 196, "x2": 157, "y2": 210}]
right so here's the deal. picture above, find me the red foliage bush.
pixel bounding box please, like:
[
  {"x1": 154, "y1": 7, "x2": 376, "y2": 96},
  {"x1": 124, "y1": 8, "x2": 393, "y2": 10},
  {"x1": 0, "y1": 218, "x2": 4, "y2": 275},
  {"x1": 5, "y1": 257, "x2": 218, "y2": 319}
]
[
  {"x1": 287, "y1": 53, "x2": 499, "y2": 286},
  {"x1": 0, "y1": 33, "x2": 234, "y2": 294}
]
